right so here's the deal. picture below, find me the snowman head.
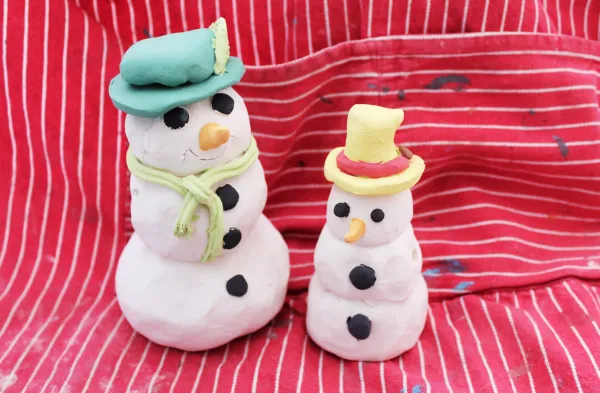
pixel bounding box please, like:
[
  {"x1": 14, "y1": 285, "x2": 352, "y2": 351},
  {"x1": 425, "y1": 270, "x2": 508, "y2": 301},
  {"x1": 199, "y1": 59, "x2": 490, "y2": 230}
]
[
  {"x1": 325, "y1": 185, "x2": 413, "y2": 247},
  {"x1": 124, "y1": 87, "x2": 251, "y2": 176}
]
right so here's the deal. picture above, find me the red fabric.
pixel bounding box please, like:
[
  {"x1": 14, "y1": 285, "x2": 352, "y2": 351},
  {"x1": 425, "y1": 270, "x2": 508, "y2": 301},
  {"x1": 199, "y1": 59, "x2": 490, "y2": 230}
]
[{"x1": 1, "y1": 0, "x2": 600, "y2": 392}]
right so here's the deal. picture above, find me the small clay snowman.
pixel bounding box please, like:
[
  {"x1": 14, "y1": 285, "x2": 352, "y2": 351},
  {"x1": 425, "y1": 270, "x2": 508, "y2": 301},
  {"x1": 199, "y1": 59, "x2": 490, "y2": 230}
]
[
  {"x1": 109, "y1": 18, "x2": 290, "y2": 352},
  {"x1": 306, "y1": 104, "x2": 427, "y2": 361}
]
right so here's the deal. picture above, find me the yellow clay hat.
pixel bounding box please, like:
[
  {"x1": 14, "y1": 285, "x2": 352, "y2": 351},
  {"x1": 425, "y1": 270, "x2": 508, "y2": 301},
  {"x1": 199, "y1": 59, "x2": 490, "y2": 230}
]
[{"x1": 324, "y1": 104, "x2": 425, "y2": 196}]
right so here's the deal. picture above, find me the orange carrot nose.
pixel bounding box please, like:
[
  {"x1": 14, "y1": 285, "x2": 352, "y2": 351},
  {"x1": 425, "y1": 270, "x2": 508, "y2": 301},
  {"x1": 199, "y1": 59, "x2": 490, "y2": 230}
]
[
  {"x1": 199, "y1": 122, "x2": 230, "y2": 150},
  {"x1": 344, "y1": 218, "x2": 366, "y2": 243}
]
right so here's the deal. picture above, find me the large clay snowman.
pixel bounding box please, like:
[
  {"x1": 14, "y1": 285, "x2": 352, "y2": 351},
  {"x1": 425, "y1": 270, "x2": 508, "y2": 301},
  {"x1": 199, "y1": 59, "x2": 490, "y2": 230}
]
[
  {"x1": 306, "y1": 104, "x2": 427, "y2": 361},
  {"x1": 109, "y1": 18, "x2": 289, "y2": 351}
]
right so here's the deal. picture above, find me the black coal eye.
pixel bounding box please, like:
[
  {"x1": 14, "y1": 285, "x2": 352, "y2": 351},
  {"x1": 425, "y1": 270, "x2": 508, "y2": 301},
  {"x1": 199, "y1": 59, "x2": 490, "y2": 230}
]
[
  {"x1": 211, "y1": 93, "x2": 234, "y2": 114},
  {"x1": 163, "y1": 107, "x2": 189, "y2": 129},
  {"x1": 334, "y1": 202, "x2": 350, "y2": 218},
  {"x1": 370, "y1": 208, "x2": 384, "y2": 223}
]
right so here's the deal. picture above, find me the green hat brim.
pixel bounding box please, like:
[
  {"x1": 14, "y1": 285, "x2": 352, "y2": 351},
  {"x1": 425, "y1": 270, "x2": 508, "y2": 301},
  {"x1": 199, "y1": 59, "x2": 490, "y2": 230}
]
[{"x1": 109, "y1": 56, "x2": 245, "y2": 118}]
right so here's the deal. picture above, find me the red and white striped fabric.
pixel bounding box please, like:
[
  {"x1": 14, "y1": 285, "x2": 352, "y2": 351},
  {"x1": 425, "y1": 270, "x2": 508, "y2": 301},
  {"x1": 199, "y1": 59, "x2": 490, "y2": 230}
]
[{"x1": 1, "y1": 0, "x2": 599, "y2": 392}]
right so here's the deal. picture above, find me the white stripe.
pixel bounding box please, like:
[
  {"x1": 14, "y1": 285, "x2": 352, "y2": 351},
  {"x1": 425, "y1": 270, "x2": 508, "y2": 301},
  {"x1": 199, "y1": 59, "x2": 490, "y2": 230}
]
[
  {"x1": 562, "y1": 281, "x2": 589, "y2": 314},
  {"x1": 442, "y1": 0, "x2": 449, "y2": 33},
  {"x1": 420, "y1": 237, "x2": 600, "y2": 252},
  {"x1": 81, "y1": 315, "x2": 125, "y2": 393},
  {"x1": 424, "y1": 0, "x2": 431, "y2": 33},
  {"x1": 267, "y1": 0, "x2": 275, "y2": 64},
  {"x1": 459, "y1": 298, "x2": 499, "y2": 393},
  {"x1": 169, "y1": 352, "x2": 187, "y2": 393},
  {"x1": 413, "y1": 186, "x2": 600, "y2": 212},
  {"x1": 461, "y1": 0, "x2": 469, "y2": 32},
  {"x1": 386, "y1": 0, "x2": 393, "y2": 35},
  {"x1": 126, "y1": 340, "x2": 152, "y2": 393},
  {"x1": 126, "y1": 0, "x2": 137, "y2": 40},
  {"x1": 289, "y1": 248, "x2": 315, "y2": 254},
  {"x1": 212, "y1": 344, "x2": 230, "y2": 393},
  {"x1": 414, "y1": 203, "x2": 600, "y2": 223},
  {"x1": 16, "y1": 13, "x2": 90, "y2": 389},
  {"x1": 282, "y1": 0, "x2": 288, "y2": 61},
  {"x1": 103, "y1": 331, "x2": 137, "y2": 392},
  {"x1": 505, "y1": 306, "x2": 536, "y2": 392},
  {"x1": 523, "y1": 309, "x2": 559, "y2": 393},
  {"x1": 293, "y1": 0, "x2": 298, "y2": 59},
  {"x1": 162, "y1": 0, "x2": 171, "y2": 33},
  {"x1": 323, "y1": 0, "x2": 332, "y2": 46},
  {"x1": 379, "y1": 361, "x2": 387, "y2": 393},
  {"x1": 274, "y1": 301, "x2": 295, "y2": 393},
  {"x1": 252, "y1": 326, "x2": 274, "y2": 393},
  {"x1": 405, "y1": 0, "x2": 412, "y2": 34},
  {"x1": 543, "y1": 0, "x2": 551, "y2": 32},
  {"x1": 250, "y1": 0, "x2": 260, "y2": 64},
  {"x1": 530, "y1": 290, "x2": 580, "y2": 392},
  {"x1": 318, "y1": 350, "x2": 325, "y2": 393},
  {"x1": 148, "y1": 347, "x2": 170, "y2": 392},
  {"x1": 427, "y1": 308, "x2": 453, "y2": 393},
  {"x1": 191, "y1": 351, "x2": 210, "y2": 392},
  {"x1": 343, "y1": 0, "x2": 350, "y2": 40},
  {"x1": 230, "y1": 335, "x2": 251, "y2": 393},
  {"x1": 198, "y1": 0, "x2": 204, "y2": 26},
  {"x1": 413, "y1": 171, "x2": 600, "y2": 197},
  {"x1": 581, "y1": 284, "x2": 600, "y2": 314},
  {"x1": 399, "y1": 356, "x2": 407, "y2": 393},
  {"x1": 442, "y1": 301, "x2": 475, "y2": 393},
  {"x1": 417, "y1": 341, "x2": 430, "y2": 393},
  {"x1": 179, "y1": 0, "x2": 187, "y2": 31},
  {"x1": 296, "y1": 335, "x2": 308, "y2": 393},
  {"x1": 480, "y1": 299, "x2": 517, "y2": 393},
  {"x1": 555, "y1": 0, "x2": 562, "y2": 34},
  {"x1": 0, "y1": 0, "x2": 16, "y2": 273},
  {"x1": 533, "y1": 0, "x2": 539, "y2": 32},
  {"x1": 481, "y1": 0, "x2": 490, "y2": 31},
  {"x1": 500, "y1": 0, "x2": 509, "y2": 31},
  {"x1": 0, "y1": 0, "x2": 54, "y2": 356},
  {"x1": 244, "y1": 81, "x2": 597, "y2": 103},
  {"x1": 215, "y1": 0, "x2": 220, "y2": 17},
  {"x1": 495, "y1": 293, "x2": 500, "y2": 303},
  {"x1": 584, "y1": 0, "x2": 591, "y2": 39},
  {"x1": 339, "y1": 359, "x2": 345, "y2": 393},
  {"x1": 513, "y1": 292, "x2": 520, "y2": 308},
  {"x1": 358, "y1": 361, "x2": 366, "y2": 393},
  {"x1": 291, "y1": 263, "x2": 314, "y2": 269},
  {"x1": 232, "y1": 0, "x2": 241, "y2": 59},
  {"x1": 367, "y1": 0, "x2": 373, "y2": 36},
  {"x1": 425, "y1": 264, "x2": 600, "y2": 278},
  {"x1": 305, "y1": 0, "x2": 313, "y2": 54},
  {"x1": 518, "y1": 0, "x2": 525, "y2": 31},
  {"x1": 422, "y1": 254, "x2": 599, "y2": 265},
  {"x1": 144, "y1": 0, "x2": 154, "y2": 35},
  {"x1": 558, "y1": 285, "x2": 600, "y2": 377},
  {"x1": 569, "y1": 0, "x2": 575, "y2": 35}
]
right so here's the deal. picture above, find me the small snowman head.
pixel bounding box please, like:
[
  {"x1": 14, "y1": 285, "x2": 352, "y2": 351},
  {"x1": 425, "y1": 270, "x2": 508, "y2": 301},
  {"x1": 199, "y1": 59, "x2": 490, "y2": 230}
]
[
  {"x1": 323, "y1": 104, "x2": 426, "y2": 246},
  {"x1": 124, "y1": 87, "x2": 251, "y2": 176},
  {"x1": 109, "y1": 18, "x2": 250, "y2": 176}
]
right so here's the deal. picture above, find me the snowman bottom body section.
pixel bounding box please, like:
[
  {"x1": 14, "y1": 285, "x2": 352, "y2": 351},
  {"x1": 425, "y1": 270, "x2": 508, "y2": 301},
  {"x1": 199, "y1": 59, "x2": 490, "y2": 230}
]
[
  {"x1": 306, "y1": 275, "x2": 428, "y2": 361},
  {"x1": 115, "y1": 214, "x2": 290, "y2": 352}
]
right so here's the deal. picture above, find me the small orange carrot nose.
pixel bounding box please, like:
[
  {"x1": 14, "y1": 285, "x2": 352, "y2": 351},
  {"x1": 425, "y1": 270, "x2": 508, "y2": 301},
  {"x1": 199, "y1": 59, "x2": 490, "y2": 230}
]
[
  {"x1": 344, "y1": 218, "x2": 366, "y2": 243},
  {"x1": 199, "y1": 122, "x2": 230, "y2": 150}
]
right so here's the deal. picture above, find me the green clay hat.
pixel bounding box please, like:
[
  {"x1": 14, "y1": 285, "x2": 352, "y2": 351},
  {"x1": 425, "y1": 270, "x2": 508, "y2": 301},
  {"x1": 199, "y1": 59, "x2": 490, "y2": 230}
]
[{"x1": 109, "y1": 18, "x2": 245, "y2": 118}]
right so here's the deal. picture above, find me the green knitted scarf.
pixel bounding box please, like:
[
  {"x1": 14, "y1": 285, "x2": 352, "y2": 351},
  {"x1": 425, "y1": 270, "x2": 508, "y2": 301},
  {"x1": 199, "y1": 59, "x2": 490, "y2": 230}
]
[{"x1": 126, "y1": 137, "x2": 259, "y2": 262}]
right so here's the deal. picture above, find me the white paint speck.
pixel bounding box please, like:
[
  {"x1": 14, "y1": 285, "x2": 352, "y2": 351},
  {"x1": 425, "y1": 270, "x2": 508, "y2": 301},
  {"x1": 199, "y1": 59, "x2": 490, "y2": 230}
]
[{"x1": 0, "y1": 373, "x2": 17, "y2": 391}]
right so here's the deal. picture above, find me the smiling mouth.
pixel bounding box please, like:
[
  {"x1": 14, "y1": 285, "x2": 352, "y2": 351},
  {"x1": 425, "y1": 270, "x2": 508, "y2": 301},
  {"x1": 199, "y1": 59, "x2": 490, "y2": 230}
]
[{"x1": 183, "y1": 137, "x2": 232, "y2": 161}]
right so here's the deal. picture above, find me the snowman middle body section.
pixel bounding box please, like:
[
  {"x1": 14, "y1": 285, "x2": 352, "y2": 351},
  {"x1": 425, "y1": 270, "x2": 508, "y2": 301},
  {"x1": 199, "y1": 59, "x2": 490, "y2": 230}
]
[
  {"x1": 116, "y1": 87, "x2": 290, "y2": 352},
  {"x1": 307, "y1": 185, "x2": 428, "y2": 361}
]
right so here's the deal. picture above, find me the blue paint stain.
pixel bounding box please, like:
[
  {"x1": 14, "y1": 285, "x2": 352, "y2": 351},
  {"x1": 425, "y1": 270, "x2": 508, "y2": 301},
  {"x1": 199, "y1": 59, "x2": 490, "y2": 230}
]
[
  {"x1": 552, "y1": 135, "x2": 569, "y2": 158},
  {"x1": 292, "y1": 17, "x2": 298, "y2": 25},
  {"x1": 422, "y1": 268, "x2": 441, "y2": 277},
  {"x1": 455, "y1": 281, "x2": 474, "y2": 290},
  {"x1": 401, "y1": 389, "x2": 406, "y2": 393},
  {"x1": 412, "y1": 384, "x2": 422, "y2": 393},
  {"x1": 443, "y1": 259, "x2": 466, "y2": 273}
]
